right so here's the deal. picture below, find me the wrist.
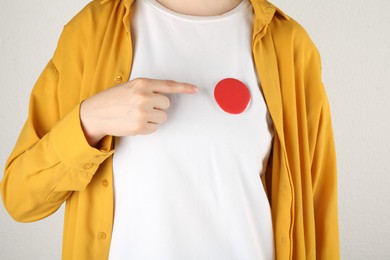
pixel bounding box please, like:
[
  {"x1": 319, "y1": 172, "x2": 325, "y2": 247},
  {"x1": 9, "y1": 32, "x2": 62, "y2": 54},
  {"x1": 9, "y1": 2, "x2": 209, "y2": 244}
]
[{"x1": 79, "y1": 101, "x2": 105, "y2": 147}]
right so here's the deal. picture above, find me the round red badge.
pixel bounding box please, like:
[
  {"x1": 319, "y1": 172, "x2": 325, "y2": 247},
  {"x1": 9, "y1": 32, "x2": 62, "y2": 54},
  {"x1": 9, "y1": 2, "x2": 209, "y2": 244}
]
[{"x1": 214, "y1": 78, "x2": 251, "y2": 114}]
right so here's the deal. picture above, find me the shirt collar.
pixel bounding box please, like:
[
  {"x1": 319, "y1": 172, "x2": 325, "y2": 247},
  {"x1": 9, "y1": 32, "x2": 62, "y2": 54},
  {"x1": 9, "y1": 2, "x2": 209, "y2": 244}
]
[{"x1": 249, "y1": 0, "x2": 289, "y2": 22}]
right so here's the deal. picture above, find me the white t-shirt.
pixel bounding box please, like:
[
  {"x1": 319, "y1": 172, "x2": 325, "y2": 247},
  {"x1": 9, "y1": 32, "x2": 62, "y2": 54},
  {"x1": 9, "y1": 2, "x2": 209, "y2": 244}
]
[{"x1": 109, "y1": 0, "x2": 275, "y2": 259}]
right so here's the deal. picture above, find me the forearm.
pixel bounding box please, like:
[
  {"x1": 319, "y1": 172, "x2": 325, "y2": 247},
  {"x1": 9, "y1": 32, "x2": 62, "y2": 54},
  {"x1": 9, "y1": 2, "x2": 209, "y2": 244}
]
[{"x1": 1, "y1": 105, "x2": 113, "y2": 222}]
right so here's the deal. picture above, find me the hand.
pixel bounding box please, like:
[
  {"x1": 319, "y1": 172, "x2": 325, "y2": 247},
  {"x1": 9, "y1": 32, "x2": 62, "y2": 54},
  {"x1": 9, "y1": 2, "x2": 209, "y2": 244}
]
[{"x1": 80, "y1": 78, "x2": 198, "y2": 146}]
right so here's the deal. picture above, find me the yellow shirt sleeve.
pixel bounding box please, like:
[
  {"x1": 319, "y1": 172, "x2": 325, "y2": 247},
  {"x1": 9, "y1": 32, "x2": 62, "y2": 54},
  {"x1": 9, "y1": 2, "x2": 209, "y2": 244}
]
[{"x1": 1, "y1": 59, "x2": 113, "y2": 222}]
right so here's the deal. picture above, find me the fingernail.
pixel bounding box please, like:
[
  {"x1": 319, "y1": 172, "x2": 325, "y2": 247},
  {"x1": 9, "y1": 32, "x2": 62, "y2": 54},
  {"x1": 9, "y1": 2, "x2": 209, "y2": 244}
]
[{"x1": 192, "y1": 85, "x2": 199, "y2": 92}]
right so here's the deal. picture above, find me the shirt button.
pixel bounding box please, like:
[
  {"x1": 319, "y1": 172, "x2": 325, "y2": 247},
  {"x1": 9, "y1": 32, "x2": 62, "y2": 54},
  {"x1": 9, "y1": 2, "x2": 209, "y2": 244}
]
[
  {"x1": 102, "y1": 179, "x2": 109, "y2": 187},
  {"x1": 97, "y1": 232, "x2": 107, "y2": 240},
  {"x1": 83, "y1": 163, "x2": 94, "y2": 169},
  {"x1": 114, "y1": 75, "x2": 123, "y2": 83}
]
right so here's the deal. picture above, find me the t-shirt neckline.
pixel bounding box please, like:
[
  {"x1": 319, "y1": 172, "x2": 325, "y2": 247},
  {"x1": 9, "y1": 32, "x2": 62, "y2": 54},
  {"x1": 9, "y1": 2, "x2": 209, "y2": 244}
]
[{"x1": 141, "y1": 0, "x2": 250, "y2": 23}]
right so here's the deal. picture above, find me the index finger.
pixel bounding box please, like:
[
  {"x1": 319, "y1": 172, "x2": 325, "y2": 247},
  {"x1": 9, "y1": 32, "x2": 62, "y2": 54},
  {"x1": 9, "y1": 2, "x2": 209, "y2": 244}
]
[{"x1": 151, "y1": 79, "x2": 199, "y2": 94}]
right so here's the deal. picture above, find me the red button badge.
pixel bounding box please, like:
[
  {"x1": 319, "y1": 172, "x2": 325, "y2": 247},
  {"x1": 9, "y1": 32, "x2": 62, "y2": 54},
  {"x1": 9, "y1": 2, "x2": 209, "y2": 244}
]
[{"x1": 214, "y1": 78, "x2": 251, "y2": 114}]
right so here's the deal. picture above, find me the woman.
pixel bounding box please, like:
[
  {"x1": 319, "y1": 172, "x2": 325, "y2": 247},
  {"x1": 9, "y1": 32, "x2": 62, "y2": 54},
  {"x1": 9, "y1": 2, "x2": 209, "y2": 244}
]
[{"x1": 1, "y1": 0, "x2": 339, "y2": 259}]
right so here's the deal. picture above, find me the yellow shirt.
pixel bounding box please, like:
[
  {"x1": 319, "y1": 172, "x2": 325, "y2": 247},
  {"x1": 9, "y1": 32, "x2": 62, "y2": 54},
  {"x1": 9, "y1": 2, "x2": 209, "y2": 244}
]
[{"x1": 1, "y1": 0, "x2": 340, "y2": 259}]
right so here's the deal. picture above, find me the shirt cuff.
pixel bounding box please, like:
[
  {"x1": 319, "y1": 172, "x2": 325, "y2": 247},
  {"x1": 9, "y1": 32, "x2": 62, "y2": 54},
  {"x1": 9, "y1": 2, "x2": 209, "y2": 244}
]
[{"x1": 50, "y1": 104, "x2": 114, "y2": 174}]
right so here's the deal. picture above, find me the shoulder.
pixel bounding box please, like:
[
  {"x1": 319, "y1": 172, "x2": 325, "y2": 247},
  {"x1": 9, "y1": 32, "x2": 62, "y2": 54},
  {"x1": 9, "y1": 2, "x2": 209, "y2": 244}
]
[
  {"x1": 269, "y1": 9, "x2": 318, "y2": 53},
  {"x1": 52, "y1": 0, "x2": 124, "y2": 66},
  {"x1": 266, "y1": 5, "x2": 325, "y2": 107},
  {"x1": 266, "y1": 5, "x2": 322, "y2": 72},
  {"x1": 63, "y1": 0, "x2": 118, "y2": 34}
]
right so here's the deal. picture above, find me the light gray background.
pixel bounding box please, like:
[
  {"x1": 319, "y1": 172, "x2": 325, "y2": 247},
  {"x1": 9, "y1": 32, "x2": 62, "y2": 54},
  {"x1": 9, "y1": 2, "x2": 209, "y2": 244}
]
[{"x1": 1, "y1": 0, "x2": 389, "y2": 259}]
